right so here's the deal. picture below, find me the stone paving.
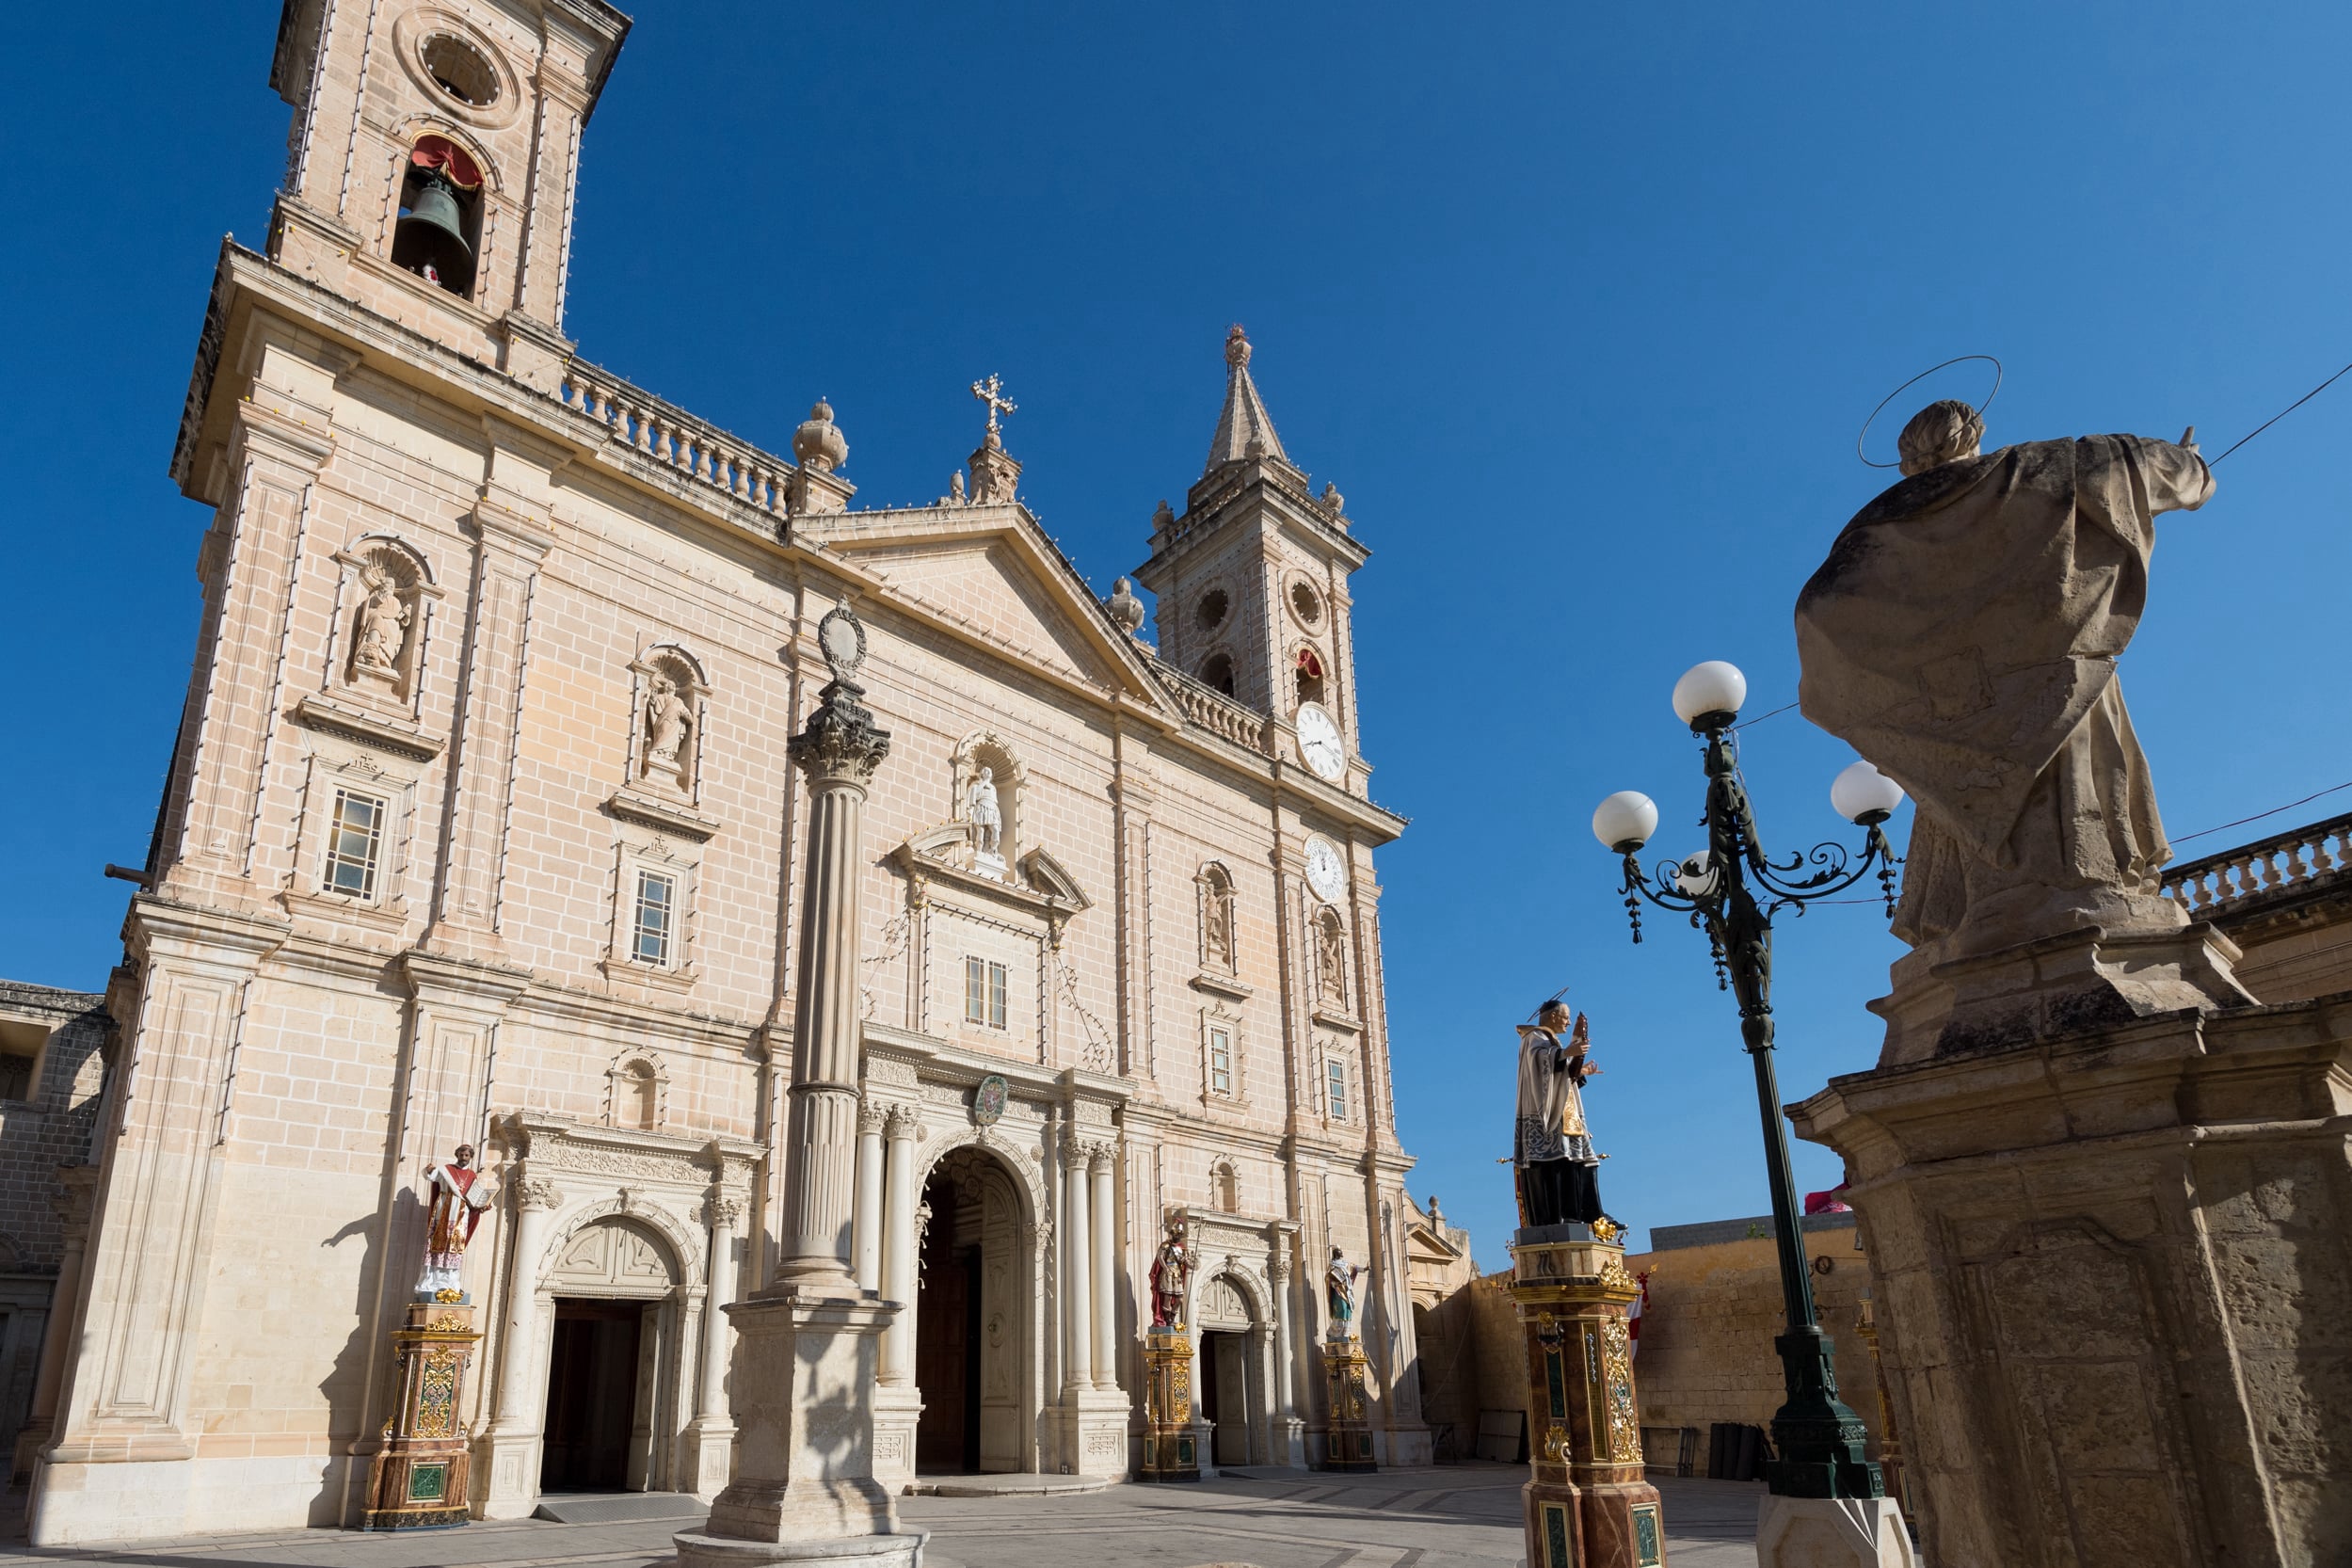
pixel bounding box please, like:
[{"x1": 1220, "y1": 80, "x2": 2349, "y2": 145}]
[{"x1": 0, "y1": 1468, "x2": 1764, "y2": 1568}]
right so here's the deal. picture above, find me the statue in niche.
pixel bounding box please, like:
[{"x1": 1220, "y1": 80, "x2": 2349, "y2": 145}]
[
  {"x1": 1203, "y1": 878, "x2": 1234, "y2": 970},
  {"x1": 415, "y1": 1144, "x2": 493, "y2": 1301},
  {"x1": 352, "y1": 565, "x2": 411, "y2": 685},
  {"x1": 1318, "y1": 914, "x2": 1348, "y2": 1003},
  {"x1": 966, "y1": 766, "x2": 1003, "y2": 856},
  {"x1": 1325, "y1": 1245, "x2": 1362, "y2": 1339},
  {"x1": 642, "y1": 672, "x2": 695, "y2": 783},
  {"x1": 1149, "y1": 1215, "x2": 1192, "y2": 1329}
]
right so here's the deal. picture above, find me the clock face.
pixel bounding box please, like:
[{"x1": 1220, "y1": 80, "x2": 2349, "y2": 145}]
[
  {"x1": 1295, "y1": 701, "x2": 1346, "y2": 782},
  {"x1": 1304, "y1": 835, "x2": 1348, "y2": 904}
]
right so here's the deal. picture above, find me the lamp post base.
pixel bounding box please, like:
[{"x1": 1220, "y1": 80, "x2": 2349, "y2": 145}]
[{"x1": 1756, "y1": 1495, "x2": 1915, "y2": 1568}]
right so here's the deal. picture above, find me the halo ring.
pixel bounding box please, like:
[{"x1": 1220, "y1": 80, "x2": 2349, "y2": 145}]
[{"x1": 1857, "y1": 355, "x2": 2004, "y2": 470}]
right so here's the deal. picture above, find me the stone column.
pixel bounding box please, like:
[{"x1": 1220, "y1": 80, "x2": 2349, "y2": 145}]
[
  {"x1": 1063, "y1": 1134, "x2": 1093, "y2": 1391},
  {"x1": 853, "y1": 1101, "x2": 885, "y2": 1292},
  {"x1": 878, "y1": 1107, "x2": 919, "y2": 1384},
  {"x1": 480, "y1": 1174, "x2": 561, "y2": 1518},
  {"x1": 679, "y1": 1192, "x2": 744, "y2": 1498},
  {"x1": 677, "y1": 606, "x2": 920, "y2": 1567},
  {"x1": 1269, "y1": 1246, "x2": 1306, "y2": 1467},
  {"x1": 1089, "y1": 1145, "x2": 1118, "y2": 1391}
]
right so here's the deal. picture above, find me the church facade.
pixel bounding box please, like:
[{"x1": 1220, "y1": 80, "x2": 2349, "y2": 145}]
[{"x1": 21, "y1": 0, "x2": 1430, "y2": 1544}]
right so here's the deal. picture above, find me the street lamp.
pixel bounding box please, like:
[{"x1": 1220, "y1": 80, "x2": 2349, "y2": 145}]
[{"x1": 1592, "y1": 661, "x2": 1901, "y2": 1502}]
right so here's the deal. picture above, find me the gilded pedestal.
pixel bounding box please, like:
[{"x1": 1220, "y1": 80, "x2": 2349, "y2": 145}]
[
  {"x1": 1137, "y1": 1325, "x2": 1201, "y2": 1481},
  {"x1": 1319, "y1": 1332, "x2": 1376, "y2": 1473},
  {"x1": 361, "y1": 1300, "x2": 481, "y2": 1530},
  {"x1": 1509, "y1": 1224, "x2": 1664, "y2": 1568}
]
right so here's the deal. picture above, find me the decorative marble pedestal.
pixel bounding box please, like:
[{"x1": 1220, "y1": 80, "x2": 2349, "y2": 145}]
[
  {"x1": 1319, "y1": 1333, "x2": 1376, "y2": 1473},
  {"x1": 1137, "y1": 1325, "x2": 1200, "y2": 1481},
  {"x1": 1509, "y1": 1224, "x2": 1665, "y2": 1568},
  {"x1": 360, "y1": 1299, "x2": 481, "y2": 1531}
]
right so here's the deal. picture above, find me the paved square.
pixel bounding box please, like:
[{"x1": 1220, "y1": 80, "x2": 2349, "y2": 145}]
[{"x1": 2, "y1": 1470, "x2": 1762, "y2": 1568}]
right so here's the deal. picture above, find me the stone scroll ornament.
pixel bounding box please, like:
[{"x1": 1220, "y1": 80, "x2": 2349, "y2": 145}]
[{"x1": 415, "y1": 1144, "x2": 493, "y2": 1302}]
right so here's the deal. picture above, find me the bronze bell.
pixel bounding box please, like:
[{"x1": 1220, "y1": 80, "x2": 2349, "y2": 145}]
[{"x1": 391, "y1": 167, "x2": 474, "y2": 294}]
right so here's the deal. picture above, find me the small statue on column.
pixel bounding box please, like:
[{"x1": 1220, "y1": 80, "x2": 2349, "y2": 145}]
[
  {"x1": 1150, "y1": 1216, "x2": 1192, "y2": 1328},
  {"x1": 364, "y1": 1144, "x2": 489, "y2": 1530},
  {"x1": 416, "y1": 1144, "x2": 493, "y2": 1302},
  {"x1": 1514, "y1": 1000, "x2": 1617, "y2": 1233},
  {"x1": 1324, "y1": 1246, "x2": 1362, "y2": 1340},
  {"x1": 1139, "y1": 1214, "x2": 1201, "y2": 1481}
]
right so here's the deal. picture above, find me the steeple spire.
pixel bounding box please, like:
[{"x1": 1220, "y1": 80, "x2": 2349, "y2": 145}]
[{"x1": 1203, "y1": 325, "x2": 1289, "y2": 475}]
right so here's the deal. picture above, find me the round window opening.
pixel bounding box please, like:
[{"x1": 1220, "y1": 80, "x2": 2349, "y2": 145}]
[
  {"x1": 1288, "y1": 581, "x2": 1323, "y2": 628},
  {"x1": 1195, "y1": 588, "x2": 1230, "y2": 632},
  {"x1": 422, "y1": 35, "x2": 500, "y2": 106}
]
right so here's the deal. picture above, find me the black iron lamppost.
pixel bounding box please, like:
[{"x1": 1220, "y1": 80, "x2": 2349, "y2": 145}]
[{"x1": 1590, "y1": 659, "x2": 1904, "y2": 1501}]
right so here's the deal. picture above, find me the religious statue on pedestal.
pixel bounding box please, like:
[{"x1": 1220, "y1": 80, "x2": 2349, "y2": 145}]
[
  {"x1": 1514, "y1": 999, "x2": 1612, "y2": 1229},
  {"x1": 1324, "y1": 1245, "x2": 1362, "y2": 1339},
  {"x1": 643, "y1": 673, "x2": 695, "y2": 783},
  {"x1": 351, "y1": 565, "x2": 410, "y2": 684},
  {"x1": 415, "y1": 1144, "x2": 493, "y2": 1301},
  {"x1": 1797, "y1": 401, "x2": 2215, "y2": 957},
  {"x1": 1149, "y1": 1216, "x2": 1192, "y2": 1329},
  {"x1": 966, "y1": 766, "x2": 1002, "y2": 856}
]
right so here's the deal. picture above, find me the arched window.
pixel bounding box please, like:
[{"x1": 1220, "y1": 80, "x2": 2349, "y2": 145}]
[
  {"x1": 1200, "y1": 651, "x2": 1236, "y2": 697},
  {"x1": 392, "y1": 136, "x2": 485, "y2": 297},
  {"x1": 1294, "y1": 647, "x2": 1326, "y2": 709}
]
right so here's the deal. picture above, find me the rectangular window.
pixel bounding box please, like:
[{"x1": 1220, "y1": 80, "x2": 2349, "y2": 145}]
[
  {"x1": 323, "y1": 788, "x2": 386, "y2": 898},
  {"x1": 632, "y1": 871, "x2": 676, "y2": 966},
  {"x1": 1326, "y1": 1058, "x2": 1349, "y2": 1120},
  {"x1": 1208, "y1": 1027, "x2": 1233, "y2": 1096},
  {"x1": 966, "y1": 957, "x2": 1009, "y2": 1029}
]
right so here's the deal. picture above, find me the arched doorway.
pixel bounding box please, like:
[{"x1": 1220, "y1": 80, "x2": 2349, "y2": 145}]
[
  {"x1": 915, "y1": 1146, "x2": 1029, "y2": 1474},
  {"x1": 1195, "y1": 1272, "x2": 1269, "y2": 1467},
  {"x1": 539, "y1": 1217, "x2": 685, "y2": 1495}
]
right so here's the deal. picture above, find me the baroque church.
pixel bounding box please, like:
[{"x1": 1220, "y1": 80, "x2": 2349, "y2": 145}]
[{"x1": 8, "y1": 0, "x2": 1441, "y2": 1543}]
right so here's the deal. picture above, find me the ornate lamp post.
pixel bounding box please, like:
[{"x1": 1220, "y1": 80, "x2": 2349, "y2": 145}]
[{"x1": 1591, "y1": 659, "x2": 1904, "y2": 1506}]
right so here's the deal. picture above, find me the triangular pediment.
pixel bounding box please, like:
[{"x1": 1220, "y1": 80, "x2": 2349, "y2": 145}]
[{"x1": 799, "y1": 504, "x2": 1168, "y2": 705}]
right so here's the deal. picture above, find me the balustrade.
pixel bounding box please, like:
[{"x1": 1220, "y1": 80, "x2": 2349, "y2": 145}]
[
  {"x1": 1150, "y1": 658, "x2": 1272, "y2": 753},
  {"x1": 2162, "y1": 811, "x2": 2352, "y2": 918},
  {"x1": 558, "y1": 360, "x2": 792, "y2": 518}
]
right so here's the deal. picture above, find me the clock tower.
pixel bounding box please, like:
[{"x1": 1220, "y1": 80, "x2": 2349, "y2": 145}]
[{"x1": 1134, "y1": 327, "x2": 1372, "y2": 794}]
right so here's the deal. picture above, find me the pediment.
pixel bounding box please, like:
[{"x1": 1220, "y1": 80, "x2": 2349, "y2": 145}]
[{"x1": 798, "y1": 506, "x2": 1170, "y2": 706}]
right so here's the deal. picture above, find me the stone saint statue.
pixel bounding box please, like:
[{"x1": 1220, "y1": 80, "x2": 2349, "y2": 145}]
[
  {"x1": 967, "y1": 766, "x2": 1003, "y2": 856},
  {"x1": 416, "y1": 1144, "x2": 493, "y2": 1300},
  {"x1": 1798, "y1": 402, "x2": 2216, "y2": 956},
  {"x1": 1149, "y1": 1216, "x2": 1192, "y2": 1329},
  {"x1": 1325, "y1": 1245, "x2": 1362, "y2": 1338},
  {"x1": 643, "y1": 673, "x2": 694, "y2": 779},
  {"x1": 1318, "y1": 916, "x2": 1349, "y2": 1001},
  {"x1": 1515, "y1": 1000, "x2": 1608, "y2": 1228},
  {"x1": 1203, "y1": 886, "x2": 1233, "y2": 969},
  {"x1": 352, "y1": 566, "x2": 410, "y2": 680}
]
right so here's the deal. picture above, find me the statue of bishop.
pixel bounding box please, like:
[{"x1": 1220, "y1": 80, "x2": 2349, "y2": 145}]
[{"x1": 416, "y1": 1144, "x2": 494, "y2": 1301}]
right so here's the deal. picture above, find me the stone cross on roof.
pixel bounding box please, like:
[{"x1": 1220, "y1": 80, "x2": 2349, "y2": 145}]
[{"x1": 970, "y1": 374, "x2": 1016, "y2": 439}]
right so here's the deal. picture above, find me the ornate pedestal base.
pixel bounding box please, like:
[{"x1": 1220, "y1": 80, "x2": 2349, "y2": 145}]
[
  {"x1": 1137, "y1": 1326, "x2": 1201, "y2": 1481},
  {"x1": 673, "y1": 1287, "x2": 924, "y2": 1568},
  {"x1": 1319, "y1": 1333, "x2": 1376, "y2": 1472},
  {"x1": 868, "y1": 1384, "x2": 923, "y2": 1492},
  {"x1": 1509, "y1": 1224, "x2": 1664, "y2": 1568},
  {"x1": 361, "y1": 1299, "x2": 482, "y2": 1531},
  {"x1": 1756, "y1": 1496, "x2": 1915, "y2": 1568}
]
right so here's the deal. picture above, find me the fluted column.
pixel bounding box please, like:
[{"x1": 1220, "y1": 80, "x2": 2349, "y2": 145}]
[
  {"x1": 1089, "y1": 1145, "x2": 1118, "y2": 1392},
  {"x1": 772, "y1": 648, "x2": 891, "y2": 1292},
  {"x1": 491, "y1": 1175, "x2": 561, "y2": 1432},
  {"x1": 853, "y1": 1101, "x2": 886, "y2": 1292},
  {"x1": 1270, "y1": 1249, "x2": 1298, "y2": 1426},
  {"x1": 1063, "y1": 1134, "x2": 1093, "y2": 1392},
  {"x1": 878, "y1": 1106, "x2": 920, "y2": 1385},
  {"x1": 699, "y1": 1193, "x2": 743, "y2": 1422}
]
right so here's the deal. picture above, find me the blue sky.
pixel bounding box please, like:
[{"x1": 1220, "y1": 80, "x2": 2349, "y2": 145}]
[{"x1": 8, "y1": 2, "x2": 2346, "y2": 1265}]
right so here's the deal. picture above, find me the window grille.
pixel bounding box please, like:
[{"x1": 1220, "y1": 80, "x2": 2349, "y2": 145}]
[
  {"x1": 633, "y1": 871, "x2": 676, "y2": 966},
  {"x1": 1327, "y1": 1058, "x2": 1350, "y2": 1120},
  {"x1": 323, "y1": 789, "x2": 387, "y2": 898},
  {"x1": 1208, "y1": 1027, "x2": 1233, "y2": 1096},
  {"x1": 966, "y1": 957, "x2": 1008, "y2": 1029}
]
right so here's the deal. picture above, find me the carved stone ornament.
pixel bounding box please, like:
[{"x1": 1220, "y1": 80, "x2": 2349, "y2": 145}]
[
  {"x1": 859, "y1": 1098, "x2": 888, "y2": 1136},
  {"x1": 516, "y1": 1176, "x2": 564, "y2": 1212},
  {"x1": 971, "y1": 1073, "x2": 1010, "y2": 1128},
  {"x1": 789, "y1": 680, "x2": 890, "y2": 784}
]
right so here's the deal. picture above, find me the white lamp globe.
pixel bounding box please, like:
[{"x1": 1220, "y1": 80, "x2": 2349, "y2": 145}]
[
  {"x1": 1592, "y1": 792, "x2": 1659, "y2": 854},
  {"x1": 1674, "y1": 848, "x2": 1718, "y2": 896},
  {"x1": 1672, "y1": 661, "x2": 1748, "y2": 727},
  {"x1": 1831, "y1": 760, "x2": 1906, "y2": 824}
]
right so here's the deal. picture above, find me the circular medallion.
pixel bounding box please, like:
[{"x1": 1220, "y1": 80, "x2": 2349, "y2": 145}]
[
  {"x1": 817, "y1": 605, "x2": 867, "y2": 680},
  {"x1": 1304, "y1": 835, "x2": 1348, "y2": 904},
  {"x1": 971, "y1": 1073, "x2": 1009, "y2": 1127}
]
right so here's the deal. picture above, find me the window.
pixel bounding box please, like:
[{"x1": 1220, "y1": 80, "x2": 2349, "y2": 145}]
[
  {"x1": 632, "y1": 871, "x2": 676, "y2": 966},
  {"x1": 1195, "y1": 588, "x2": 1229, "y2": 632},
  {"x1": 0, "y1": 1021, "x2": 40, "y2": 1103},
  {"x1": 1200, "y1": 651, "x2": 1236, "y2": 697},
  {"x1": 323, "y1": 789, "x2": 387, "y2": 898},
  {"x1": 1208, "y1": 1027, "x2": 1233, "y2": 1096},
  {"x1": 1326, "y1": 1058, "x2": 1350, "y2": 1121},
  {"x1": 966, "y1": 957, "x2": 1008, "y2": 1030},
  {"x1": 1295, "y1": 648, "x2": 1326, "y2": 708}
]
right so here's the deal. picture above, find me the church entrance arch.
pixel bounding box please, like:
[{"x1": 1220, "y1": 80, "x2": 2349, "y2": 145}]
[
  {"x1": 913, "y1": 1145, "x2": 1031, "y2": 1474},
  {"x1": 538, "y1": 1216, "x2": 685, "y2": 1496},
  {"x1": 1195, "y1": 1272, "x2": 1269, "y2": 1467}
]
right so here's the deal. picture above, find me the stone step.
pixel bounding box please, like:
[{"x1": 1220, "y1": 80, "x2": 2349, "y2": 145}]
[
  {"x1": 904, "y1": 1472, "x2": 1114, "y2": 1497},
  {"x1": 532, "y1": 1491, "x2": 711, "y2": 1524}
]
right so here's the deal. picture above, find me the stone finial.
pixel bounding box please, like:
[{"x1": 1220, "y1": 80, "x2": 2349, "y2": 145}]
[
  {"x1": 1151, "y1": 499, "x2": 1175, "y2": 533},
  {"x1": 1106, "y1": 577, "x2": 1146, "y2": 635},
  {"x1": 1320, "y1": 481, "x2": 1345, "y2": 513},
  {"x1": 1225, "y1": 324, "x2": 1251, "y2": 367},
  {"x1": 792, "y1": 399, "x2": 848, "y2": 473}
]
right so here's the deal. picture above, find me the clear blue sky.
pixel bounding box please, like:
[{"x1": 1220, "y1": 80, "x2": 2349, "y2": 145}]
[{"x1": 8, "y1": 3, "x2": 2346, "y2": 1266}]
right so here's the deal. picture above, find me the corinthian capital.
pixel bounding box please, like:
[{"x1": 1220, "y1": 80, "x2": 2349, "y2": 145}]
[
  {"x1": 789, "y1": 680, "x2": 891, "y2": 785},
  {"x1": 517, "y1": 1176, "x2": 564, "y2": 1213},
  {"x1": 1087, "y1": 1140, "x2": 1119, "y2": 1173},
  {"x1": 859, "y1": 1098, "x2": 888, "y2": 1137},
  {"x1": 884, "y1": 1103, "x2": 923, "y2": 1140}
]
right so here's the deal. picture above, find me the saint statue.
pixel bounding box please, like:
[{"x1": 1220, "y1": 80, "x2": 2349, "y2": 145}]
[
  {"x1": 352, "y1": 566, "x2": 410, "y2": 681},
  {"x1": 416, "y1": 1144, "x2": 493, "y2": 1300},
  {"x1": 1203, "y1": 887, "x2": 1233, "y2": 970},
  {"x1": 1149, "y1": 1216, "x2": 1192, "y2": 1329},
  {"x1": 1318, "y1": 916, "x2": 1348, "y2": 1002},
  {"x1": 1514, "y1": 1000, "x2": 1609, "y2": 1229},
  {"x1": 1325, "y1": 1245, "x2": 1362, "y2": 1338},
  {"x1": 967, "y1": 766, "x2": 1002, "y2": 856},
  {"x1": 643, "y1": 673, "x2": 694, "y2": 779},
  {"x1": 1797, "y1": 401, "x2": 2213, "y2": 955}
]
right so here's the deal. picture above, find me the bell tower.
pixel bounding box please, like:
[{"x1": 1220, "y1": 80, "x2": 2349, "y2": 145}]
[
  {"x1": 1133, "y1": 327, "x2": 1373, "y2": 792},
  {"x1": 265, "y1": 0, "x2": 630, "y2": 390}
]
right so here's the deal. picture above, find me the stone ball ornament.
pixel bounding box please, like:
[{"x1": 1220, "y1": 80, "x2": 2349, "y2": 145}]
[
  {"x1": 792, "y1": 398, "x2": 848, "y2": 472},
  {"x1": 1671, "y1": 660, "x2": 1748, "y2": 728},
  {"x1": 1830, "y1": 760, "x2": 1907, "y2": 825},
  {"x1": 1592, "y1": 792, "x2": 1660, "y2": 855}
]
